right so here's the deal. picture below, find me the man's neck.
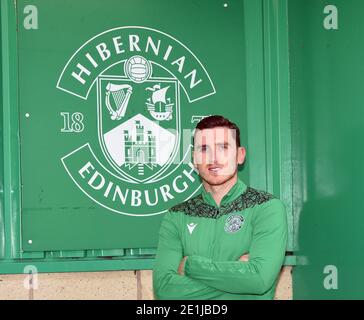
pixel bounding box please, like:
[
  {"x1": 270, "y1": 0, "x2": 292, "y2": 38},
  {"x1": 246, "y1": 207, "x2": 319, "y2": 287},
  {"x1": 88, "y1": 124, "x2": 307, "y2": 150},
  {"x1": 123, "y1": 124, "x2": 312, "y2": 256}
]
[{"x1": 203, "y1": 174, "x2": 238, "y2": 206}]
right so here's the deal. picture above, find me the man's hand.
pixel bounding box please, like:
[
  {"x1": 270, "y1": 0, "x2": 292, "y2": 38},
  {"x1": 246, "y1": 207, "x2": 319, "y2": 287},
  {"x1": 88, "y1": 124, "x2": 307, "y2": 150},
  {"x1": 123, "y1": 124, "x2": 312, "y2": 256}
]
[
  {"x1": 177, "y1": 254, "x2": 247, "y2": 276},
  {"x1": 177, "y1": 256, "x2": 188, "y2": 275},
  {"x1": 239, "y1": 253, "x2": 249, "y2": 262}
]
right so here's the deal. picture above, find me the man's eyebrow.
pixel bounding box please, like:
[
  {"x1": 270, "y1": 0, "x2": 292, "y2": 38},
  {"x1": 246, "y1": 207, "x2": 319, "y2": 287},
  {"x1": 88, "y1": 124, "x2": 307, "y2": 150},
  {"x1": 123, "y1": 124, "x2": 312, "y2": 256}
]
[{"x1": 195, "y1": 144, "x2": 207, "y2": 148}]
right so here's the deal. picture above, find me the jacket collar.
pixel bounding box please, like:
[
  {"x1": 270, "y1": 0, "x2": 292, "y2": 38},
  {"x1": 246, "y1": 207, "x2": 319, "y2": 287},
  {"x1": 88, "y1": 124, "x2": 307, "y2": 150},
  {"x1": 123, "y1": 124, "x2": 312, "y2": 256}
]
[{"x1": 201, "y1": 178, "x2": 247, "y2": 208}]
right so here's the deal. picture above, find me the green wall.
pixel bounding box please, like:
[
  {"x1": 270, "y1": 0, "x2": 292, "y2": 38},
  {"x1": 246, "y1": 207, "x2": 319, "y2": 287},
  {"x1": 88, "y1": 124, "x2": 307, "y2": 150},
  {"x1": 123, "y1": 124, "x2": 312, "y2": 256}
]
[
  {"x1": 0, "y1": 0, "x2": 4, "y2": 259},
  {"x1": 290, "y1": 0, "x2": 364, "y2": 299},
  {"x1": 0, "y1": 0, "x2": 293, "y2": 274}
]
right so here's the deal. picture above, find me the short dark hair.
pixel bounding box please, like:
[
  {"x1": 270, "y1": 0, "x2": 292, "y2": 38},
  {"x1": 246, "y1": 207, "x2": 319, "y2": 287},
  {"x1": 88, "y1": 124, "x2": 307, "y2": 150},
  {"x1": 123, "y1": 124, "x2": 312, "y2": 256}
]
[{"x1": 195, "y1": 115, "x2": 241, "y2": 147}]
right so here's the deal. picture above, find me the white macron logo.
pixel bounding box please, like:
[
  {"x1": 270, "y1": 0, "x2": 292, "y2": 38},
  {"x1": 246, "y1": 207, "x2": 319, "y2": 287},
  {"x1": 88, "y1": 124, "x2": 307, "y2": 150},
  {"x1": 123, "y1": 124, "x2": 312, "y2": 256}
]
[{"x1": 187, "y1": 223, "x2": 197, "y2": 235}]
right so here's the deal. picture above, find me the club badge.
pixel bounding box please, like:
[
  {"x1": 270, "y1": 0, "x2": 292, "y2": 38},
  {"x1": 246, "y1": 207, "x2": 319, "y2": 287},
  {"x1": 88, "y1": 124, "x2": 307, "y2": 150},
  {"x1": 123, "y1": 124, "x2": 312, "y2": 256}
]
[
  {"x1": 57, "y1": 26, "x2": 216, "y2": 216},
  {"x1": 224, "y1": 214, "x2": 244, "y2": 233}
]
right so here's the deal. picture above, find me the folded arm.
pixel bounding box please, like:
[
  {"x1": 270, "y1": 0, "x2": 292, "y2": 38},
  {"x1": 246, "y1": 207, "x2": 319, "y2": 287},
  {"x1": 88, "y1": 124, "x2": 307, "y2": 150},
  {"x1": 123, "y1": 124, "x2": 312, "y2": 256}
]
[
  {"x1": 184, "y1": 199, "x2": 288, "y2": 295},
  {"x1": 153, "y1": 211, "x2": 225, "y2": 300}
]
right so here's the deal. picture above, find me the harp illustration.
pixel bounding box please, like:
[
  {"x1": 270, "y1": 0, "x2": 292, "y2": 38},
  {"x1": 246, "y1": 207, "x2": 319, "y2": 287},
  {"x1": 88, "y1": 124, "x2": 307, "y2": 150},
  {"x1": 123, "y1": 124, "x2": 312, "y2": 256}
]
[{"x1": 105, "y1": 83, "x2": 133, "y2": 120}]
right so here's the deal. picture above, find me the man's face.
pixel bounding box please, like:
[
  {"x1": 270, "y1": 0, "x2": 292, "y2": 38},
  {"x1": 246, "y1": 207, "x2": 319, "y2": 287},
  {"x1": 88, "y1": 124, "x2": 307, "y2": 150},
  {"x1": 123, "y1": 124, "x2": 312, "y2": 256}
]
[{"x1": 193, "y1": 127, "x2": 246, "y2": 186}]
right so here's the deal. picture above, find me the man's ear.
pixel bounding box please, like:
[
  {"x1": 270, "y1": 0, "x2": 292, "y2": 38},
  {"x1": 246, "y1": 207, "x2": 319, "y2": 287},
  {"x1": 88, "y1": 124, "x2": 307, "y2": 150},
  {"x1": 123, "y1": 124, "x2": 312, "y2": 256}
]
[
  {"x1": 192, "y1": 150, "x2": 197, "y2": 168},
  {"x1": 192, "y1": 150, "x2": 200, "y2": 173},
  {"x1": 237, "y1": 146, "x2": 246, "y2": 165}
]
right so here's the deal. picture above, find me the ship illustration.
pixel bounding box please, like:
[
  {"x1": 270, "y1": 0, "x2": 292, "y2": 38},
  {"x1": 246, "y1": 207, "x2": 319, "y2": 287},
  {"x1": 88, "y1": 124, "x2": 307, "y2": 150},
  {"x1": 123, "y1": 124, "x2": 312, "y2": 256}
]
[{"x1": 145, "y1": 84, "x2": 174, "y2": 121}]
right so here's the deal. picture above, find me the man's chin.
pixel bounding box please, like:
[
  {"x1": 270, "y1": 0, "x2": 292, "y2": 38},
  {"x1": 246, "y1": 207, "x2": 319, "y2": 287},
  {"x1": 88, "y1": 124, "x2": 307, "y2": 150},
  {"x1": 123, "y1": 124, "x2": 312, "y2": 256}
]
[{"x1": 201, "y1": 174, "x2": 236, "y2": 186}]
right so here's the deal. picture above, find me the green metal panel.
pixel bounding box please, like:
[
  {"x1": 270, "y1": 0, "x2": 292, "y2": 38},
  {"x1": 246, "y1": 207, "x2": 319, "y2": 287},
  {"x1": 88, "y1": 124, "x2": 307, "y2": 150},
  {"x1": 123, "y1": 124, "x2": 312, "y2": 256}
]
[
  {"x1": 245, "y1": 0, "x2": 293, "y2": 251},
  {"x1": 0, "y1": 0, "x2": 4, "y2": 259},
  {"x1": 0, "y1": 0, "x2": 294, "y2": 273},
  {"x1": 263, "y1": 0, "x2": 293, "y2": 251},
  {"x1": 290, "y1": 0, "x2": 364, "y2": 299},
  {"x1": 244, "y1": 0, "x2": 267, "y2": 192},
  {"x1": 18, "y1": 0, "x2": 248, "y2": 253},
  {"x1": 0, "y1": 257, "x2": 155, "y2": 274},
  {"x1": 0, "y1": 255, "x2": 296, "y2": 275},
  {"x1": 1, "y1": 0, "x2": 22, "y2": 261}
]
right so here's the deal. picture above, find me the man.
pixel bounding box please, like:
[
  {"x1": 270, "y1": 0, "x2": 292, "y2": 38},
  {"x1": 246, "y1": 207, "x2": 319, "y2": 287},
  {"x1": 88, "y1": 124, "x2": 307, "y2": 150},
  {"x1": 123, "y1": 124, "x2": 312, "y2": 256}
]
[{"x1": 153, "y1": 115, "x2": 287, "y2": 300}]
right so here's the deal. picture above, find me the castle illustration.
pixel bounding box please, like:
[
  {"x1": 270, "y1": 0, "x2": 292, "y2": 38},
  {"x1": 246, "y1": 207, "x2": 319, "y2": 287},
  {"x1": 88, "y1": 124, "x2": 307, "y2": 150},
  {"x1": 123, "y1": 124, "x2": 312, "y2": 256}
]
[{"x1": 123, "y1": 120, "x2": 156, "y2": 165}]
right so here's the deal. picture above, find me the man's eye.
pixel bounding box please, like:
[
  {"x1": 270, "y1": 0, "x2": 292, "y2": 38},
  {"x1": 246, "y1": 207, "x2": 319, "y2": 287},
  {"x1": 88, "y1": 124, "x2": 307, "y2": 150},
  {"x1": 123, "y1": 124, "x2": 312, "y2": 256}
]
[{"x1": 197, "y1": 146, "x2": 208, "y2": 152}]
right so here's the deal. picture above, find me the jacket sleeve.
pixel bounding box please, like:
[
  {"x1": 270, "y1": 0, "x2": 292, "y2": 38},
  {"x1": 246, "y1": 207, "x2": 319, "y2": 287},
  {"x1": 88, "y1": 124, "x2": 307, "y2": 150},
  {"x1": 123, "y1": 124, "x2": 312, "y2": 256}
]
[
  {"x1": 153, "y1": 211, "x2": 224, "y2": 300},
  {"x1": 184, "y1": 198, "x2": 288, "y2": 295}
]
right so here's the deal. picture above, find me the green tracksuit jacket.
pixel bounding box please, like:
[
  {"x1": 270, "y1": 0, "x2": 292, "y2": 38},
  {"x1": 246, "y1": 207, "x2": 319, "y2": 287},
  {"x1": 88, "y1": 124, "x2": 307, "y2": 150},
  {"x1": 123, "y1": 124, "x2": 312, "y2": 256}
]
[{"x1": 153, "y1": 179, "x2": 288, "y2": 300}]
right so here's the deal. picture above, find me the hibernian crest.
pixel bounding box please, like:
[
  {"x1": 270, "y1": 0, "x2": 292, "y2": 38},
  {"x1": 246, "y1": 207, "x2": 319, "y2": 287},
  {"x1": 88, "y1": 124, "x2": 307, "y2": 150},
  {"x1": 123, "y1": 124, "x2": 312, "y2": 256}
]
[
  {"x1": 224, "y1": 214, "x2": 244, "y2": 233},
  {"x1": 57, "y1": 26, "x2": 216, "y2": 216},
  {"x1": 97, "y1": 55, "x2": 180, "y2": 183}
]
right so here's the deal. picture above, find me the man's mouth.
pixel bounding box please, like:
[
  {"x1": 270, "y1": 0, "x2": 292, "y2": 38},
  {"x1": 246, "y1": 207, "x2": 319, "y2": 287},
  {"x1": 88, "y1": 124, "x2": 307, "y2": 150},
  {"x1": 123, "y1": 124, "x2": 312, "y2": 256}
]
[{"x1": 208, "y1": 166, "x2": 223, "y2": 172}]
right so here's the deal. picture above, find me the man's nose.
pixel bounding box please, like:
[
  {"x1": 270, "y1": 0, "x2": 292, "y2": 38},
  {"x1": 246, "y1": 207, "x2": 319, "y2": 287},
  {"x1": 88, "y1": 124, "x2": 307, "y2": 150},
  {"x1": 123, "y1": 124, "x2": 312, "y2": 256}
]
[{"x1": 210, "y1": 148, "x2": 218, "y2": 164}]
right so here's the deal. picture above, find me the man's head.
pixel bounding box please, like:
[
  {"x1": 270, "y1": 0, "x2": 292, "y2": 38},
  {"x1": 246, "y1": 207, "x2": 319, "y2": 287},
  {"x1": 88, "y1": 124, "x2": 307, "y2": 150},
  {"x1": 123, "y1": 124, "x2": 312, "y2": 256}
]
[{"x1": 193, "y1": 115, "x2": 246, "y2": 187}]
